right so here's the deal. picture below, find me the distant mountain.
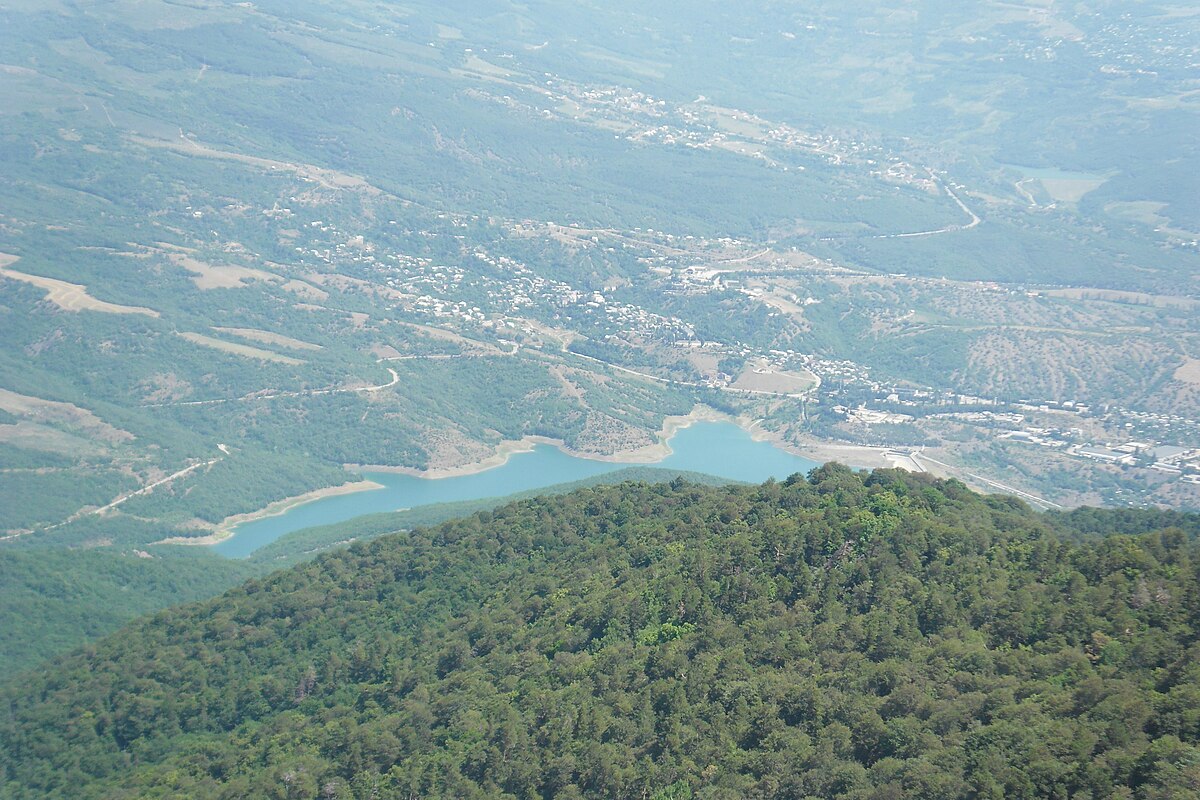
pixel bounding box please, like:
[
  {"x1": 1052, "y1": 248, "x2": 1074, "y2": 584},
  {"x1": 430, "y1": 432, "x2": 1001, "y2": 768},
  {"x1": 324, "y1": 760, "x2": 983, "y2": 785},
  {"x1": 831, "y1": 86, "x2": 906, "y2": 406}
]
[{"x1": 3, "y1": 468, "x2": 1198, "y2": 799}]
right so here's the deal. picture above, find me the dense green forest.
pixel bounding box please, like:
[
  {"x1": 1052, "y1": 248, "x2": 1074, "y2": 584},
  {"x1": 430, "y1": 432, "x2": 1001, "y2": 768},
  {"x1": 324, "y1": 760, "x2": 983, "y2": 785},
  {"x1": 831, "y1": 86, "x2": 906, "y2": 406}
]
[
  {"x1": 3, "y1": 469, "x2": 1198, "y2": 799},
  {"x1": 0, "y1": 467, "x2": 729, "y2": 675},
  {"x1": 247, "y1": 466, "x2": 738, "y2": 568},
  {"x1": 0, "y1": 549, "x2": 258, "y2": 674}
]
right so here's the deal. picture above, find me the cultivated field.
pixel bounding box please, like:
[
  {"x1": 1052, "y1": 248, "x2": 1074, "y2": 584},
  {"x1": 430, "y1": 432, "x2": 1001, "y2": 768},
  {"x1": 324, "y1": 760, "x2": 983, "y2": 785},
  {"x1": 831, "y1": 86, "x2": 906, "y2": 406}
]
[
  {"x1": 178, "y1": 332, "x2": 304, "y2": 365},
  {"x1": 0, "y1": 388, "x2": 134, "y2": 445},
  {"x1": 213, "y1": 327, "x2": 322, "y2": 351},
  {"x1": 1, "y1": 255, "x2": 159, "y2": 317}
]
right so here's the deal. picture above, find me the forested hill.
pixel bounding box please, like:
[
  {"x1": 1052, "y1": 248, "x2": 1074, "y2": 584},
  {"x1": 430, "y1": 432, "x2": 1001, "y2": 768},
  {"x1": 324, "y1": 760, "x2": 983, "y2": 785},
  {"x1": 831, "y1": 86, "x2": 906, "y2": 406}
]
[{"x1": 3, "y1": 468, "x2": 1199, "y2": 799}]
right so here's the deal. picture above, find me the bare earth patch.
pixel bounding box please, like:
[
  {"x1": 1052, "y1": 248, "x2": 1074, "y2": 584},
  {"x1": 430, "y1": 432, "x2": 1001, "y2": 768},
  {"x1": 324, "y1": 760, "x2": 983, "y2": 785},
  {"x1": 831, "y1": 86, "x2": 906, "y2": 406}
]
[
  {"x1": 752, "y1": 286, "x2": 809, "y2": 319},
  {"x1": 280, "y1": 279, "x2": 328, "y2": 300},
  {"x1": 0, "y1": 422, "x2": 105, "y2": 456},
  {"x1": 686, "y1": 351, "x2": 721, "y2": 375},
  {"x1": 1175, "y1": 358, "x2": 1200, "y2": 385},
  {"x1": 549, "y1": 365, "x2": 585, "y2": 400},
  {"x1": 132, "y1": 134, "x2": 381, "y2": 195},
  {"x1": 166, "y1": 252, "x2": 279, "y2": 290},
  {"x1": 733, "y1": 359, "x2": 818, "y2": 394},
  {"x1": 213, "y1": 327, "x2": 322, "y2": 351},
  {"x1": 371, "y1": 344, "x2": 404, "y2": 359},
  {"x1": 418, "y1": 427, "x2": 500, "y2": 470},
  {"x1": 1039, "y1": 177, "x2": 1106, "y2": 203},
  {"x1": 138, "y1": 373, "x2": 194, "y2": 404},
  {"x1": 392, "y1": 320, "x2": 506, "y2": 354},
  {"x1": 0, "y1": 387, "x2": 135, "y2": 445},
  {"x1": 178, "y1": 332, "x2": 303, "y2": 365},
  {"x1": 0, "y1": 253, "x2": 159, "y2": 317},
  {"x1": 306, "y1": 272, "x2": 410, "y2": 304}
]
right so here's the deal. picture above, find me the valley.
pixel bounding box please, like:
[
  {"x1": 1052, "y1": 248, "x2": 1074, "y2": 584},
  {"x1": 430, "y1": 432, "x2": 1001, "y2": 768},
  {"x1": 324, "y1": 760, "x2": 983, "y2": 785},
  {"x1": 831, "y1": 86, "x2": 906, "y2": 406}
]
[
  {"x1": 0, "y1": 4, "x2": 1199, "y2": 796},
  {"x1": 0, "y1": 0, "x2": 1197, "y2": 704}
]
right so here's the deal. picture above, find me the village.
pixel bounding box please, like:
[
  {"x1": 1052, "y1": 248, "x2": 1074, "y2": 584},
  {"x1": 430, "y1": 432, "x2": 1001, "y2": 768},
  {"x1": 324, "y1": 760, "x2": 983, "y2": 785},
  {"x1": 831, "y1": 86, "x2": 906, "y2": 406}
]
[{"x1": 268, "y1": 196, "x2": 1200, "y2": 501}]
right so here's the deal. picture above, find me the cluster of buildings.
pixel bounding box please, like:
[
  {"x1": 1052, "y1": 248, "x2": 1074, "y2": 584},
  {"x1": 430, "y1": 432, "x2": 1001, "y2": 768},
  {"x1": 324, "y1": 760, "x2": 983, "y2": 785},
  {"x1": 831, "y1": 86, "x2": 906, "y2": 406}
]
[
  {"x1": 275, "y1": 209, "x2": 710, "y2": 350},
  {"x1": 872, "y1": 161, "x2": 940, "y2": 193},
  {"x1": 835, "y1": 406, "x2": 914, "y2": 425},
  {"x1": 1085, "y1": 14, "x2": 1198, "y2": 74},
  {"x1": 979, "y1": 410, "x2": 1200, "y2": 484},
  {"x1": 265, "y1": 200, "x2": 1200, "y2": 496},
  {"x1": 1068, "y1": 441, "x2": 1200, "y2": 478},
  {"x1": 1110, "y1": 405, "x2": 1200, "y2": 443},
  {"x1": 502, "y1": 72, "x2": 946, "y2": 194},
  {"x1": 795, "y1": 355, "x2": 870, "y2": 389},
  {"x1": 826, "y1": 376, "x2": 1200, "y2": 487},
  {"x1": 568, "y1": 297, "x2": 697, "y2": 345}
]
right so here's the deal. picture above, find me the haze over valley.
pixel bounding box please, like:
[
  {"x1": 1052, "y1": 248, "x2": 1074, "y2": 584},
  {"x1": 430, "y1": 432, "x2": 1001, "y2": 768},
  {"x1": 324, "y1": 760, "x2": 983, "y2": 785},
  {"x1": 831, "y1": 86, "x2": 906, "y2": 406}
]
[{"x1": 2, "y1": 5, "x2": 1200, "y2": 796}]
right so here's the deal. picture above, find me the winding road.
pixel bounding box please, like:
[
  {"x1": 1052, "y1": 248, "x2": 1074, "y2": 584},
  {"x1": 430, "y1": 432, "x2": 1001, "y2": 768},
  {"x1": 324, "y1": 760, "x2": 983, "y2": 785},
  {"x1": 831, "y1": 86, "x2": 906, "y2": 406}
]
[{"x1": 819, "y1": 172, "x2": 981, "y2": 241}]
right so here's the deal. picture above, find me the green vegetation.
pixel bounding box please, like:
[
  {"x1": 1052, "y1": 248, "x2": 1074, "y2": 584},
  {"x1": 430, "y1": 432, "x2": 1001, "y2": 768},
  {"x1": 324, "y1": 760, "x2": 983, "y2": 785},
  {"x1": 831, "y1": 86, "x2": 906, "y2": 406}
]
[
  {"x1": 0, "y1": 549, "x2": 256, "y2": 674},
  {"x1": 249, "y1": 466, "x2": 739, "y2": 568},
  {"x1": 1, "y1": 13, "x2": 1195, "y2": 797},
  {"x1": 2, "y1": 0, "x2": 1198, "y2": 541},
  {"x1": 3, "y1": 470, "x2": 1198, "y2": 798},
  {"x1": 0, "y1": 467, "x2": 733, "y2": 675},
  {"x1": 0, "y1": 470, "x2": 136, "y2": 531}
]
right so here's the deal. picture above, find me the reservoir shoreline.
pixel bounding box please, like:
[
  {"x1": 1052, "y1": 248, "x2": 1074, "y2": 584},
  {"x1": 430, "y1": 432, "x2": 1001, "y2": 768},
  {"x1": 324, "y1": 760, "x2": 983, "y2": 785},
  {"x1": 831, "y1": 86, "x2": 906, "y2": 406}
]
[
  {"x1": 187, "y1": 413, "x2": 906, "y2": 557},
  {"x1": 155, "y1": 479, "x2": 385, "y2": 547},
  {"x1": 345, "y1": 405, "x2": 732, "y2": 479}
]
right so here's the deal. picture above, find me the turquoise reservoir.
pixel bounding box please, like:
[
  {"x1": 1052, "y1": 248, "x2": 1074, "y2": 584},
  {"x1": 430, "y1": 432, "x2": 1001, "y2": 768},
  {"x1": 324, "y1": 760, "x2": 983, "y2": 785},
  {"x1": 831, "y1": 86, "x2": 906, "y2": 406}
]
[{"x1": 214, "y1": 421, "x2": 821, "y2": 557}]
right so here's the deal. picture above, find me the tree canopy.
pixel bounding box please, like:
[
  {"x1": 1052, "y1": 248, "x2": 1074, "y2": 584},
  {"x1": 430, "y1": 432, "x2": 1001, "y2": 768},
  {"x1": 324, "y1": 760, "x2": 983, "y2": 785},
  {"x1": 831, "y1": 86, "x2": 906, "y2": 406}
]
[{"x1": 2, "y1": 468, "x2": 1198, "y2": 799}]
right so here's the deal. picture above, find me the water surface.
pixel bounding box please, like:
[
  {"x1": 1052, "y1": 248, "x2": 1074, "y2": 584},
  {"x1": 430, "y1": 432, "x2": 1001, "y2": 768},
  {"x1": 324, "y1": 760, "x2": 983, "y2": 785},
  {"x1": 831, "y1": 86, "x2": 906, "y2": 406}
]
[{"x1": 215, "y1": 421, "x2": 820, "y2": 557}]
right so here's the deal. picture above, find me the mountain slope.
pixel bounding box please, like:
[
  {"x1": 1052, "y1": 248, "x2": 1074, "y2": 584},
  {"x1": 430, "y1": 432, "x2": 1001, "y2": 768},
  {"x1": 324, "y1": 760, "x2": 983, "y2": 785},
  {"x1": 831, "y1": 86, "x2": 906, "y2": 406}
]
[
  {"x1": 0, "y1": 467, "x2": 736, "y2": 676},
  {"x1": 0, "y1": 548, "x2": 257, "y2": 675},
  {"x1": 3, "y1": 469, "x2": 1199, "y2": 799}
]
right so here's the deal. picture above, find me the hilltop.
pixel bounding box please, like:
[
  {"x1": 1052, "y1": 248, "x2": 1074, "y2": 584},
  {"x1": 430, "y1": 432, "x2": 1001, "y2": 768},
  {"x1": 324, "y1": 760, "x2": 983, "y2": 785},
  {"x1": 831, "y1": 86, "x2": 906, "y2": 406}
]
[{"x1": 3, "y1": 468, "x2": 1198, "y2": 798}]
